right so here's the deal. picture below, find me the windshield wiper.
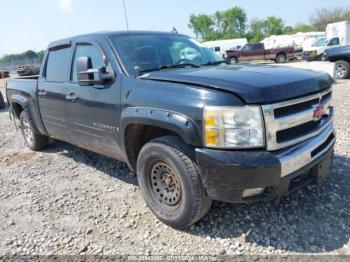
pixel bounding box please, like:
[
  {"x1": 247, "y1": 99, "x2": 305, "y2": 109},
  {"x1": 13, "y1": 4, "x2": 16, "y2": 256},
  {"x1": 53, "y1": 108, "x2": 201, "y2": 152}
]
[
  {"x1": 202, "y1": 60, "x2": 228, "y2": 66},
  {"x1": 138, "y1": 63, "x2": 201, "y2": 75}
]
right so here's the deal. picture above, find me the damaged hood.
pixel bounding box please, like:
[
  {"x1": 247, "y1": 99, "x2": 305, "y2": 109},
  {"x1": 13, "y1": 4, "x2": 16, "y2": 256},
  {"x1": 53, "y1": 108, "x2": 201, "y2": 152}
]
[{"x1": 139, "y1": 64, "x2": 332, "y2": 104}]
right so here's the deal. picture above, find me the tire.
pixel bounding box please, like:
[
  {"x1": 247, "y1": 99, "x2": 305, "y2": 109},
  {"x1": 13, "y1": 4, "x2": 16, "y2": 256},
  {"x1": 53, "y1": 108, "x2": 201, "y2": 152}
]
[
  {"x1": 334, "y1": 60, "x2": 350, "y2": 79},
  {"x1": 230, "y1": 57, "x2": 238, "y2": 64},
  {"x1": 136, "y1": 136, "x2": 212, "y2": 228},
  {"x1": 275, "y1": 53, "x2": 287, "y2": 63},
  {"x1": 20, "y1": 111, "x2": 49, "y2": 151},
  {"x1": 0, "y1": 92, "x2": 5, "y2": 110}
]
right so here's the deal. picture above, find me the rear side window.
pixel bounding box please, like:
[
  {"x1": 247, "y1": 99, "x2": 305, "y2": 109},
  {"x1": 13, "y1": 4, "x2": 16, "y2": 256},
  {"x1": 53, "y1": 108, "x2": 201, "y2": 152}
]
[
  {"x1": 71, "y1": 44, "x2": 105, "y2": 82},
  {"x1": 45, "y1": 47, "x2": 71, "y2": 82},
  {"x1": 255, "y1": 44, "x2": 264, "y2": 50}
]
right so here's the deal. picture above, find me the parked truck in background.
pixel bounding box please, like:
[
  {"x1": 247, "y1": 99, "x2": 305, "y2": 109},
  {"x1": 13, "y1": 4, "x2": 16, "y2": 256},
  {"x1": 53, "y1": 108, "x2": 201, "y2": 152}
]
[
  {"x1": 225, "y1": 43, "x2": 295, "y2": 64},
  {"x1": 303, "y1": 21, "x2": 350, "y2": 61},
  {"x1": 324, "y1": 45, "x2": 350, "y2": 79},
  {"x1": 203, "y1": 38, "x2": 248, "y2": 57},
  {"x1": 6, "y1": 31, "x2": 336, "y2": 228}
]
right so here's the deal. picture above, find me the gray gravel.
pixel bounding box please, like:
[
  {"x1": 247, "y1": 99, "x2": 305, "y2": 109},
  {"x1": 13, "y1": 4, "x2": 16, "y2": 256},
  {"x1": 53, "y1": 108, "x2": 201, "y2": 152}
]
[{"x1": 0, "y1": 79, "x2": 350, "y2": 256}]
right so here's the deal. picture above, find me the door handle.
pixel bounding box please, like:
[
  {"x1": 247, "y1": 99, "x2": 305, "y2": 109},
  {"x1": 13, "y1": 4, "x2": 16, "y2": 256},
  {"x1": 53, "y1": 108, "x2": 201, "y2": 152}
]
[
  {"x1": 65, "y1": 92, "x2": 78, "y2": 101},
  {"x1": 38, "y1": 89, "x2": 47, "y2": 97}
]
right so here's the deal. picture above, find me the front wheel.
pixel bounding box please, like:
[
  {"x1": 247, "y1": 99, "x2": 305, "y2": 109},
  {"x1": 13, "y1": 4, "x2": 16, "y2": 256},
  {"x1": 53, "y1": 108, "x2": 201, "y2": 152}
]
[
  {"x1": 229, "y1": 57, "x2": 238, "y2": 64},
  {"x1": 20, "y1": 111, "x2": 49, "y2": 151},
  {"x1": 334, "y1": 60, "x2": 350, "y2": 79},
  {"x1": 137, "y1": 136, "x2": 212, "y2": 228}
]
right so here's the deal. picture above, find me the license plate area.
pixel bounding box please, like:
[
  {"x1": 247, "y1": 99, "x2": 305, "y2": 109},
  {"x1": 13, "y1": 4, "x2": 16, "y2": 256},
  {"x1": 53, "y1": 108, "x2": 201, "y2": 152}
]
[{"x1": 312, "y1": 153, "x2": 334, "y2": 184}]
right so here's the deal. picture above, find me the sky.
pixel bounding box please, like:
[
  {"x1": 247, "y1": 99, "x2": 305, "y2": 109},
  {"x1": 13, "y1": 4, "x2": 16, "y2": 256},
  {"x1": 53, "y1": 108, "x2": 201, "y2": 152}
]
[{"x1": 0, "y1": 0, "x2": 348, "y2": 56}]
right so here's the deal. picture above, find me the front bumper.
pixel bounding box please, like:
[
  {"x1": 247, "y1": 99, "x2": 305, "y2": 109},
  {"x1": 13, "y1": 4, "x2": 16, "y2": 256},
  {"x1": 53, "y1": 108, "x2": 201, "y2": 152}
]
[
  {"x1": 196, "y1": 125, "x2": 336, "y2": 203},
  {"x1": 303, "y1": 51, "x2": 322, "y2": 61}
]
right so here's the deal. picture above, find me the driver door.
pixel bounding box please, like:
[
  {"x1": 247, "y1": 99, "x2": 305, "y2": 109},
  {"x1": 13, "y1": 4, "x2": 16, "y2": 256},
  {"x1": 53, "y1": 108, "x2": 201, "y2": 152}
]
[
  {"x1": 65, "y1": 42, "x2": 123, "y2": 159},
  {"x1": 240, "y1": 44, "x2": 255, "y2": 61}
]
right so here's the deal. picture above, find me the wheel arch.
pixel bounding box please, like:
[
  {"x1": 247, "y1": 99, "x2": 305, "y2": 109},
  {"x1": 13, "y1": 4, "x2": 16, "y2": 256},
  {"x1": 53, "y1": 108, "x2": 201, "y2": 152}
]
[{"x1": 120, "y1": 107, "x2": 201, "y2": 171}]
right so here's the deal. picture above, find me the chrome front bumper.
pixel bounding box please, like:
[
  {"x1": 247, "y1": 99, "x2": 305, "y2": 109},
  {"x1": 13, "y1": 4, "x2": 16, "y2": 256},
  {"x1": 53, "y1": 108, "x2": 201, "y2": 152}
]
[{"x1": 275, "y1": 123, "x2": 335, "y2": 177}]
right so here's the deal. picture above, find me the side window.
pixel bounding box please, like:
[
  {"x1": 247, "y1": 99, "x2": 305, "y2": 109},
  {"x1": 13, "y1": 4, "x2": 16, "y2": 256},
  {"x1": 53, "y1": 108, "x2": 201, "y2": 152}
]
[
  {"x1": 328, "y1": 38, "x2": 339, "y2": 46},
  {"x1": 45, "y1": 47, "x2": 71, "y2": 82},
  {"x1": 255, "y1": 44, "x2": 264, "y2": 50},
  {"x1": 243, "y1": 45, "x2": 252, "y2": 51},
  {"x1": 214, "y1": 46, "x2": 221, "y2": 52},
  {"x1": 71, "y1": 44, "x2": 105, "y2": 82}
]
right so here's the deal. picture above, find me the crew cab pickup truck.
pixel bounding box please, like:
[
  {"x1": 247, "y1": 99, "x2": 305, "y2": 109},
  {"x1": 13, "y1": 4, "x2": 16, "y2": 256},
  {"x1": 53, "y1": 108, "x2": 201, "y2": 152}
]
[
  {"x1": 6, "y1": 31, "x2": 336, "y2": 228},
  {"x1": 225, "y1": 43, "x2": 295, "y2": 64},
  {"x1": 323, "y1": 45, "x2": 350, "y2": 79}
]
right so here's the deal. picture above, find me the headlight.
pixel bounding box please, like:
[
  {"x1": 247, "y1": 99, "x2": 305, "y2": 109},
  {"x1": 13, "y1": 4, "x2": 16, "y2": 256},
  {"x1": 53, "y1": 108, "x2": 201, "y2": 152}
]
[{"x1": 203, "y1": 106, "x2": 264, "y2": 148}]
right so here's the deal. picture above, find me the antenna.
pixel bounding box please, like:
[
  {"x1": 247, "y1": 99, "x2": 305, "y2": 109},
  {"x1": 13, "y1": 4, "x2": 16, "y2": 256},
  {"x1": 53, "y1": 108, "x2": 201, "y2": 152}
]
[{"x1": 122, "y1": 0, "x2": 130, "y2": 31}]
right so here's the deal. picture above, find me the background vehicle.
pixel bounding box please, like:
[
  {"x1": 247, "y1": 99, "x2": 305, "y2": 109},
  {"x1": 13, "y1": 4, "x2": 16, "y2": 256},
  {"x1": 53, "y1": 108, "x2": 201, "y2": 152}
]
[
  {"x1": 225, "y1": 43, "x2": 295, "y2": 64},
  {"x1": 6, "y1": 31, "x2": 335, "y2": 228},
  {"x1": 303, "y1": 21, "x2": 350, "y2": 61},
  {"x1": 324, "y1": 45, "x2": 350, "y2": 79},
  {"x1": 16, "y1": 65, "x2": 40, "y2": 76},
  {"x1": 203, "y1": 38, "x2": 248, "y2": 57},
  {"x1": 0, "y1": 70, "x2": 10, "y2": 79}
]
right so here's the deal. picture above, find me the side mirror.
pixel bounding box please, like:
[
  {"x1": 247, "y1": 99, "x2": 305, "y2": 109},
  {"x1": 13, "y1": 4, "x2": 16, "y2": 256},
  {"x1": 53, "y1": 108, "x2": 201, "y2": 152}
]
[{"x1": 77, "y1": 56, "x2": 114, "y2": 86}]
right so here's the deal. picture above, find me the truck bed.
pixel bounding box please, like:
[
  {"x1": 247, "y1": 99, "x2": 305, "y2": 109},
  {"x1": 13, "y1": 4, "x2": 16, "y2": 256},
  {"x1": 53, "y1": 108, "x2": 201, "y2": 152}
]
[{"x1": 6, "y1": 77, "x2": 38, "y2": 94}]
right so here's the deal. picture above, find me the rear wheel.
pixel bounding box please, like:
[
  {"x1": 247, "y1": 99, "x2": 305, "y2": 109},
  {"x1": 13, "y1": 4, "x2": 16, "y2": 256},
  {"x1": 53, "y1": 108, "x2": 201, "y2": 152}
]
[
  {"x1": 276, "y1": 53, "x2": 287, "y2": 63},
  {"x1": 137, "y1": 136, "x2": 212, "y2": 228},
  {"x1": 20, "y1": 111, "x2": 49, "y2": 151},
  {"x1": 334, "y1": 60, "x2": 350, "y2": 79},
  {"x1": 0, "y1": 92, "x2": 4, "y2": 109}
]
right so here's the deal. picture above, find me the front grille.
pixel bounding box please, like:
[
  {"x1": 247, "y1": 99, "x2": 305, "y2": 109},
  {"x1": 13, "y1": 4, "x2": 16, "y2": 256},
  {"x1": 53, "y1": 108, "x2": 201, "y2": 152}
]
[
  {"x1": 262, "y1": 89, "x2": 333, "y2": 151},
  {"x1": 274, "y1": 98, "x2": 319, "y2": 118},
  {"x1": 276, "y1": 119, "x2": 322, "y2": 143}
]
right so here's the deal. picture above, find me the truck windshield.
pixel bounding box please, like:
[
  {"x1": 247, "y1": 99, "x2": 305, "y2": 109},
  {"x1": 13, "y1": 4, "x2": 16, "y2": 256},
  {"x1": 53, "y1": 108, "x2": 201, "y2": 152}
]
[
  {"x1": 314, "y1": 38, "x2": 326, "y2": 47},
  {"x1": 109, "y1": 33, "x2": 223, "y2": 75}
]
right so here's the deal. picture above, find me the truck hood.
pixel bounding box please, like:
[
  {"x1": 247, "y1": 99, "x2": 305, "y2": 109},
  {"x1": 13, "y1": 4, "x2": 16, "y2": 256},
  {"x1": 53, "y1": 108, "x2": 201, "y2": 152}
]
[{"x1": 139, "y1": 64, "x2": 332, "y2": 104}]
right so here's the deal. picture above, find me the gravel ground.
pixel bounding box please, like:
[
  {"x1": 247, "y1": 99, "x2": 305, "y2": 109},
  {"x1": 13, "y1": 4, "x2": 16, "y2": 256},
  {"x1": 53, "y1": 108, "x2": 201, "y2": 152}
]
[
  {"x1": 0, "y1": 76, "x2": 350, "y2": 256},
  {"x1": 274, "y1": 61, "x2": 334, "y2": 76}
]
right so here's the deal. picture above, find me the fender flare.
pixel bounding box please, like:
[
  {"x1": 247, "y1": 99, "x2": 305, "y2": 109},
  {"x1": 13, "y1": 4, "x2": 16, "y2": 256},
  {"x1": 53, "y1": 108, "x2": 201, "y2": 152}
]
[
  {"x1": 120, "y1": 107, "x2": 201, "y2": 145},
  {"x1": 8, "y1": 94, "x2": 47, "y2": 135},
  {"x1": 120, "y1": 107, "x2": 202, "y2": 167}
]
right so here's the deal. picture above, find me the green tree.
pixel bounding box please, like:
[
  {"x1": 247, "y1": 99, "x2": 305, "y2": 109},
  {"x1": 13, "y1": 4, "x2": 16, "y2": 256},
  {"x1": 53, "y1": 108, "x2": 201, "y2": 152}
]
[
  {"x1": 189, "y1": 6, "x2": 247, "y2": 41},
  {"x1": 263, "y1": 16, "x2": 285, "y2": 36},
  {"x1": 310, "y1": 7, "x2": 350, "y2": 31},
  {"x1": 283, "y1": 26, "x2": 294, "y2": 35},
  {"x1": 293, "y1": 23, "x2": 313, "y2": 33},
  {"x1": 247, "y1": 16, "x2": 285, "y2": 42},
  {"x1": 247, "y1": 18, "x2": 265, "y2": 42},
  {"x1": 219, "y1": 7, "x2": 247, "y2": 38},
  {"x1": 188, "y1": 14, "x2": 215, "y2": 41},
  {"x1": 0, "y1": 50, "x2": 44, "y2": 65}
]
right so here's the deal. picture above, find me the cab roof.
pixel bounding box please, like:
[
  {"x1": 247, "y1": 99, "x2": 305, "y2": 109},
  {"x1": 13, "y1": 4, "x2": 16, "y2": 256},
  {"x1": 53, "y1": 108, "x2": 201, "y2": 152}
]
[{"x1": 47, "y1": 31, "x2": 188, "y2": 50}]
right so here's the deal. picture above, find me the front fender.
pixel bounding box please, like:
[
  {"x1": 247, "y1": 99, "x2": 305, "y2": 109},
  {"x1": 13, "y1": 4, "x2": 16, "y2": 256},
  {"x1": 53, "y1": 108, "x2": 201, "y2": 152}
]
[{"x1": 120, "y1": 107, "x2": 201, "y2": 146}]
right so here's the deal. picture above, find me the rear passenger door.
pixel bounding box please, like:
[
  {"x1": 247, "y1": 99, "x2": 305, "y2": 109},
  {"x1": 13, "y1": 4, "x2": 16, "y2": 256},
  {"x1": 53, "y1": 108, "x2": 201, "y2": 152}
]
[
  {"x1": 65, "y1": 41, "x2": 123, "y2": 159},
  {"x1": 38, "y1": 46, "x2": 71, "y2": 140},
  {"x1": 254, "y1": 43, "x2": 266, "y2": 60}
]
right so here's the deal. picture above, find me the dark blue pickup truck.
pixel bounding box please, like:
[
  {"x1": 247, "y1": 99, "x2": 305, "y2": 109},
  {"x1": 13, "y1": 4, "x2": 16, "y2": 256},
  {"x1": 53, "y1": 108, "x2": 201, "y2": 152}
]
[
  {"x1": 324, "y1": 45, "x2": 350, "y2": 79},
  {"x1": 6, "y1": 31, "x2": 336, "y2": 228}
]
